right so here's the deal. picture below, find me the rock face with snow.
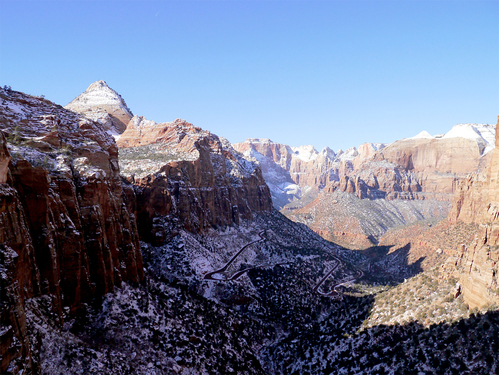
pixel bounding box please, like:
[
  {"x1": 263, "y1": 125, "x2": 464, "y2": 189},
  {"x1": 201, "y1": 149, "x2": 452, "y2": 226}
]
[
  {"x1": 65, "y1": 80, "x2": 133, "y2": 134},
  {"x1": 232, "y1": 139, "x2": 301, "y2": 209},
  {"x1": 232, "y1": 139, "x2": 382, "y2": 209},
  {"x1": 278, "y1": 123, "x2": 495, "y2": 249},
  {"x1": 0, "y1": 87, "x2": 144, "y2": 373},
  {"x1": 2, "y1": 85, "x2": 498, "y2": 375},
  {"x1": 328, "y1": 123, "x2": 495, "y2": 201},
  {"x1": 117, "y1": 118, "x2": 272, "y2": 243},
  {"x1": 444, "y1": 116, "x2": 499, "y2": 309}
]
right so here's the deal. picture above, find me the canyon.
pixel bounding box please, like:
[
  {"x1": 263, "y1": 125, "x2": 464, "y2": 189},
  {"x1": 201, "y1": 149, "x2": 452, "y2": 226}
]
[
  {"x1": 0, "y1": 82, "x2": 273, "y2": 373},
  {"x1": 1, "y1": 81, "x2": 497, "y2": 374},
  {"x1": 235, "y1": 122, "x2": 494, "y2": 250}
]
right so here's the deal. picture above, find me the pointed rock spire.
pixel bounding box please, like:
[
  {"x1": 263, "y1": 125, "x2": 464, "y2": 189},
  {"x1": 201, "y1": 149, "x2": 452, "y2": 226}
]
[{"x1": 65, "y1": 80, "x2": 133, "y2": 134}]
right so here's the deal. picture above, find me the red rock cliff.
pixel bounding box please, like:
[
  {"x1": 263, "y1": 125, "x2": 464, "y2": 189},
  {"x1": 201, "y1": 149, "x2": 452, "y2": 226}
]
[
  {"x1": 118, "y1": 117, "x2": 273, "y2": 244},
  {"x1": 0, "y1": 88, "x2": 143, "y2": 373}
]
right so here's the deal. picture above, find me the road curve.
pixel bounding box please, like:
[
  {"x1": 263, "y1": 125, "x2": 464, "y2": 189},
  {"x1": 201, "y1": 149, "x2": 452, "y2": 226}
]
[
  {"x1": 204, "y1": 230, "x2": 364, "y2": 301},
  {"x1": 314, "y1": 262, "x2": 364, "y2": 300},
  {"x1": 204, "y1": 231, "x2": 265, "y2": 281}
]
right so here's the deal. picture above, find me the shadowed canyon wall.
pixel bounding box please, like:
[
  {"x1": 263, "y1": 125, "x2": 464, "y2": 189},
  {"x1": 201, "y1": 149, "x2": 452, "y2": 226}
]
[{"x1": 0, "y1": 85, "x2": 272, "y2": 373}]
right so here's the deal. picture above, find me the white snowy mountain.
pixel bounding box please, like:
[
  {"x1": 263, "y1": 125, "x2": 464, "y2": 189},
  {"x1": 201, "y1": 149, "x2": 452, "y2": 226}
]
[{"x1": 65, "y1": 80, "x2": 133, "y2": 135}]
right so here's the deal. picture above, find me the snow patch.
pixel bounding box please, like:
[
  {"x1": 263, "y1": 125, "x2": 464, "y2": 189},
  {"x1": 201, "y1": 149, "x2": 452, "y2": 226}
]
[
  {"x1": 443, "y1": 123, "x2": 495, "y2": 155},
  {"x1": 410, "y1": 131, "x2": 434, "y2": 139},
  {"x1": 291, "y1": 145, "x2": 319, "y2": 162}
]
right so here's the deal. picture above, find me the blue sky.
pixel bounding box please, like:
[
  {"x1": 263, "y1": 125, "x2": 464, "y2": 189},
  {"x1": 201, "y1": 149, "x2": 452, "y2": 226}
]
[{"x1": 1, "y1": 0, "x2": 497, "y2": 151}]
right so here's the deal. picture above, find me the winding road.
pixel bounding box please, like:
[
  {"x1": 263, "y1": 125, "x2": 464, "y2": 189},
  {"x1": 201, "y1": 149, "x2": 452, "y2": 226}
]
[
  {"x1": 314, "y1": 261, "x2": 364, "y2": 300},
  {"x1": 204, "y1": 230, "x2": 364, "y2": 300},
  {"x1": 204, "y1": 231, "x2": 266, "y2": 281}
]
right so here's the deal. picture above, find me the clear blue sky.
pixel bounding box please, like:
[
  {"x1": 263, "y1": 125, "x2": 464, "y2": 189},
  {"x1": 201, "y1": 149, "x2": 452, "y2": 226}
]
[{"x1": 1, "y1": 0, "x2": 497, "y2": 151}]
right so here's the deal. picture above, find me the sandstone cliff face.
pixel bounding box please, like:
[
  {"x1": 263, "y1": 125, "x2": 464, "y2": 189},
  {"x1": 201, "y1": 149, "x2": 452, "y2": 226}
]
[
  {"x1": 118, "y1": 118, "x2": 273, "y2": 244},
  {"x1": 0, "y1": 87, "x2": 143, "y2": 374},
  {"x1": 65, "y1": 80, "x2": 133, "y2": 134},
  {"x1": 330, "y1": 125, "x2": 494, "y2": 202},
  {"x1": 232, "y1": 139, "x2": 302, "y2": 209},
  {"x1": 444, "y1": 117, "x2": 499, "y2": 309},
  {"x1": 278, "y1": 124, "x2": 494, "y2": 249},
  {"x1": 237, "y1": 125, "x2": 493, "y2": 211},
  {"x1": 233, "y1": 138, "x2": 379, "y2": 209}
]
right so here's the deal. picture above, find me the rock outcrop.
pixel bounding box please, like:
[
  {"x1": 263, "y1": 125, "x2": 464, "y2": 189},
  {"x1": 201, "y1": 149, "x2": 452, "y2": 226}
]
[
  {"x1": 233, "y1": 138, "x2": 383, "y2": 209},
  {"x1": 443, "y1": 116, "x2": 499, "y2": 309},
  {"x1": 118, "y1": 117, "x2": 273, "y2": 244},
  {"x1": 65, "y1": 80, "x2": 133, "y2": 134},
  {"x1": 236, "y1": 125, "x2": 494, "y2": 212},
  {"x1": 0, "y1": 87, "x2": 143, "y2": 374},
  {"x1": 0, "y1": 82, "x2": 274, "y2": 372}
]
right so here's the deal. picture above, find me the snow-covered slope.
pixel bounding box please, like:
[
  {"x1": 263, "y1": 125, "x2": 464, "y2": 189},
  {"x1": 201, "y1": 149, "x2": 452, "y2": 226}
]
[
  {"x1": 409, "y1": 124, "x2": 495, "y2": 155},
  {"x1": 65, "y1": 80, "x2": 133, "y2": 135},
  {"x1": 410, "y1": 130, "x2": 434, "y2": 139},
  {"x1": 443, "y1": 123, "x2": 496, "y2": 155}
]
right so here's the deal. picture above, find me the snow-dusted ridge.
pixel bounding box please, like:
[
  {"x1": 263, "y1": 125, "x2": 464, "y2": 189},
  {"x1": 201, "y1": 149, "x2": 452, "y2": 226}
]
[
  {"x1": 66, "y1": 80, "x2": 133, "y2": 116},
  {"x1": 407, "y1": 123, "x2": 496, "y2": 155},
  {"x1": 64, "y1": 80, "x2": 133, "y2": 135}
]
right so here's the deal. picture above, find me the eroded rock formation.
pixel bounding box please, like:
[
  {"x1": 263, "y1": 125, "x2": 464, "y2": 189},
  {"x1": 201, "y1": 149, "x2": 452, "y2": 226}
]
[
  {"x1": 328, "y1": 124, "x2": 494, "y2": 201},
  {"x1": 443, "y1": 116, "x2": 499, "y2": 309},
  {"x1": 233, "y1": 138, "x2": 380, "y2": 209},
  {"x1": 0, "y1": 82, "x2": 275, "y2": 372},
  {"x1": 118, "y1": 117, "x2": 273, "y2": 244},
  {"x1": 278, "y1": 123, "x2": 494, "y2": 248},
  {"x1": 0, "y1": 87, "x2": 143, "y2": 373}
]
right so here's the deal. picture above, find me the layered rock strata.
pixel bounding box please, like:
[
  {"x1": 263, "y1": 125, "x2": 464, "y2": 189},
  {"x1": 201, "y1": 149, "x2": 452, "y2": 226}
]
[
  {"x1": 0, "y1": 81, "x2": 273, "y2": 373},
  {"x1": 270, "y1": 123, "x2": 494, "y2": 248},
  {"x1": 65, "y1": 80, "x2": 133, "y2": 134},
  {"x1": 443, "y1": 116, "x2": 499, "y2": 309},
  {"x1": 0, "y1": 87, "x2": 143, "y2": 374},
  {"x1": 326, "y1": 124, "x2": 494, "y2": 201},
  {"x1": 236, "y1": 124, "x2": 494, "y2": 211},
  {"x1": 118, "y1": 117, "x2": 273, "y2": 244},
  {"x1": 233, "y1": 138, "x2": 381, "y2": 209}
]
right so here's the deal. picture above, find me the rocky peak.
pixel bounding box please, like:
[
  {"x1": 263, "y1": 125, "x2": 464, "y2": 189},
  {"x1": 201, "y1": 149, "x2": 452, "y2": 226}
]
[
  {"x1": 410, "y1": 130, "x2": 434, "y2": 139},
  {"x1": 65, "y1": 80, "x2": 133, "y2": 135},
  {"x1": 320, "y1": 146, "x2": 336, "y2": 159},
  {"x1": 291, "y1": 145, "x2": 319, "y2": 162},
  {"x1": 338, "y1": 146, "x2": 359, "y2": 161}
]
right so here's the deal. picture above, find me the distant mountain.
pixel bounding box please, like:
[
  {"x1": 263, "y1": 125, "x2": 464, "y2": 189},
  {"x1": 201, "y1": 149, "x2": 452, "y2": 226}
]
[
  {"x1": 233, "y1": 138, "x2": 386, "y2": 209},
  {"x1": 239, "y1": 124, "x2": 495, "y2": 249}
]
